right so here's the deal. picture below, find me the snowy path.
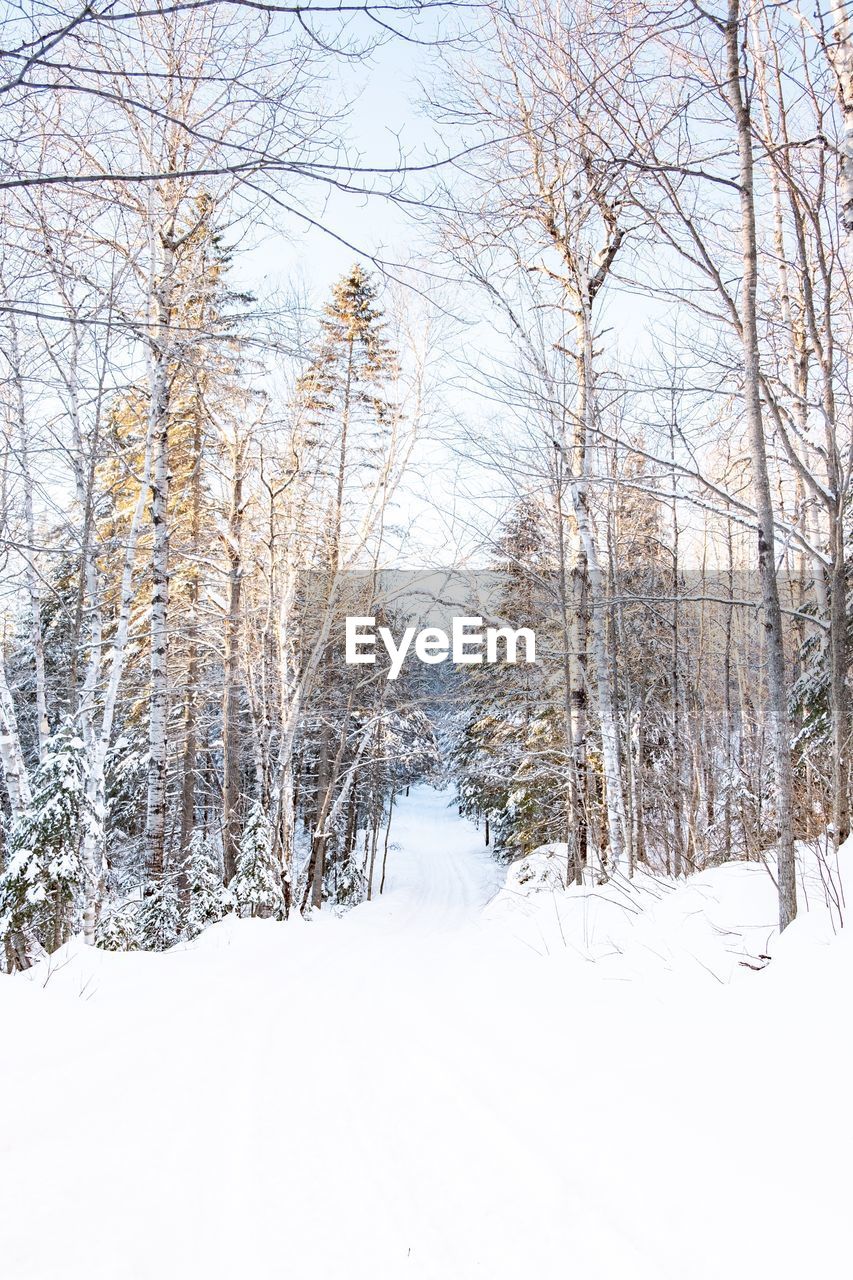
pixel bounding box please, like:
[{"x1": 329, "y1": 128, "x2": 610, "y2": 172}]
[
  {"x1": 1, "y1": 787, "x2": 850, "y2": 1280},
  {"x1": 350, "y1": 784, "x2": 504, "y2": 929}
]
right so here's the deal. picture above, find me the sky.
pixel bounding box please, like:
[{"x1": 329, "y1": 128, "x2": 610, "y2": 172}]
[
  {"x1": 226, "y1": 13, "x2": 710, "y2": 572},
  {"x1": 229, "y1": 21, "x2": 489, "y2": 566},
  {"x1": 239, "y1": 19, "x2": 446, "y2": 303}
]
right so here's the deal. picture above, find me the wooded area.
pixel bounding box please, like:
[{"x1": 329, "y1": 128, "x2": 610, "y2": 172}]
[{"x1": 1, "y1": 0, "x2": 851, "y2": 969}]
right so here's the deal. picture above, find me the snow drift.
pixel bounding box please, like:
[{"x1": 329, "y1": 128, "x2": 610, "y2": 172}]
[{"x1": 1, "y1": 787, "x2": 850, "y2": 1280}]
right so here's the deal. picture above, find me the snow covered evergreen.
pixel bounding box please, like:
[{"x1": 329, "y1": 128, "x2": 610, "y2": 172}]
[
  {"x1": 184, "y1": 829, "x2": 229, "y2": 939},
  {"x1": 0, "y1": 721, "x2": 85, "y2": 966},
  {"x1": 136, "y1": 876, "x2": 182, "y2": 952},
  {"x1": 230, "y1": 802, "x2": 284, "y2": 920}
]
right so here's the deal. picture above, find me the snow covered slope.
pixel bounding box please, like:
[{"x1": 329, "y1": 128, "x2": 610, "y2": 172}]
[
  {"x1": 485, "y1": 837, "x2": 846, "y2": 981},
  {"x1": 1, "y1": 786, "x2": 850, "y2": 1280}
]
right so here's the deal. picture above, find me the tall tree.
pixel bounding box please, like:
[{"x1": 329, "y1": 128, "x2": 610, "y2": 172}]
[{"x1": 296, "y1": 265, "x2": 400, "y2": 908}]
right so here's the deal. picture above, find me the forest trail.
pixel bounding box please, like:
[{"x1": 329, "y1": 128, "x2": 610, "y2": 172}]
[
  {"x1": 1, "y1": 789, "x2": 849, "y2": 1280},
  {"x1": 349, "y1": 783, "x2": 504, "y2": 931}
]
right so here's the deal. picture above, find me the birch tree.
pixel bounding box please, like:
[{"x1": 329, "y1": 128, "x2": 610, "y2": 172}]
[{"x1": 437, "y1": 0, "x2": 644, "y2": 867}]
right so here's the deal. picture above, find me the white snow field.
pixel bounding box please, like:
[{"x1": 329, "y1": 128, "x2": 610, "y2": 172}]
[{"x1": 1, "y1": 785, "x2": 851, "y2": 1280}]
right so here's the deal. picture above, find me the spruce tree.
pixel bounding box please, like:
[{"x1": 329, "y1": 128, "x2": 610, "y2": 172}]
[
  {"x1": 184, "y1": 828, "x2": 228, "y2": 938},
  {"x1": 136, "y1": 875, "x2": 182, "y2": 951},
  {"x1": 230, "y1": 801, "x2": 284, "y2": 919},
  {"x1": 0, "y1": 720, "x2": 85, "y2": 963},
  {"x1": 96, "y1": 900, "x2": 139, "y2": 952},
  {"x1": 297, "y1": 265, "x2": 400, "y2": 909},
  {"x1": 297, "y1": 263, "x2": 399, "y2": 567},
  {"x1": 453, "y1": 497, "x2": 561, "y2": 857}
]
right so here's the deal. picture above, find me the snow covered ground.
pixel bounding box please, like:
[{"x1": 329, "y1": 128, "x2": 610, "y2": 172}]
[{"x1": 1, "y1": 785, "x2": 851, "y2": 1279}]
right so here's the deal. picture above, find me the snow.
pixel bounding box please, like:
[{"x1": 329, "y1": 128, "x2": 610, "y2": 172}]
[
  {"x1": 487, "y1": 834, "x2": 851, "y2": 979},
  {"x1": 1, "y1": 786, "x2": 851, "y2": 1279}
]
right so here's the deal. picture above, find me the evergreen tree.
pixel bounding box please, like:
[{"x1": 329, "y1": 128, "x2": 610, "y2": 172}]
[
  {"x1": 453, "y1": 497, "x2": 562, "y2": 857},
  {"x1": 0, "y1": 720, "x2": 85, "y2": 964},
  {"x1": 296, "y1": 266, "x2": 401, "y2": 909},
  {"x1": 184, "y1": 828, "x2": 228, "y2": 938},
  {"x1": 296, "y1": 263, "x2": 399, "y2": 567},
  {"x1": 136, "y1": 875, "x2": 182, "y2": 951},
  {"x1": 230, "y1": 801, "x2": 283, "y2": 919},
  {"x1": 96, "y1": 899, "x2": 139, "y2": 952}
]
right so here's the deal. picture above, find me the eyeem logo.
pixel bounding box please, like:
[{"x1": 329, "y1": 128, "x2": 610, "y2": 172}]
[{"x1": 345, "y1": 616, "x2": 536, "y2": 681}]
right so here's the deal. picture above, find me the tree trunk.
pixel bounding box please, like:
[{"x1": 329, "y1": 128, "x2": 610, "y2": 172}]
[
  {"x1": 379, "y1": 790, "x2": 396, "y2": 895},
  {"x1": 555, "y1": 460, "x2": 589, "y2": 884},
  {"x1": 564, "y1": 295, "x2": 627, "y2": 871},
  {"x1": 670, "y1": 415, "x2": 684, "y2": 878},
  {"x1": 7, "y1": 315, "x2": 49, "y2": 760},
  {"x1": 179, "y1": 409, "x2": 204, "y2": 870},
  {"x1": 222, "y1": 436, "x2": 247, "y2": 884},
  {"x1": 78, "y1": 409, "x2": 156, "y2": 945},
  {"x1": 724, "y1": 0, "x2": 796, "y2": 929},
  {"x1": 145, "y1": 238, "x2": 175, "y2": 881},
  {"x1": 723, "y1": 518, "x2": 735, "y2": 861},
  {"x1": 828, "y1": 520, "x2": 850, "y2": 844}
]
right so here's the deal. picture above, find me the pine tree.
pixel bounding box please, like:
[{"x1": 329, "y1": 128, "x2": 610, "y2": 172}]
[
  {"x1": 0, "y1": 720, "x2": 85, "y2": 965},
  {"x1": 136, "y1": 875, "x2": 182, "y2": 951},
  {"x1": 184, "y1": 828, "x2": 228, "y2": 938},
  {"x1": 96, "y1": 899, "x2": 139, "y2": 952},
  {"x1": 296, "y1": 263, "x2": 399, "y2": 568},
  {"x1": 453, "y1": 497, "x2": 562, "y2": 857},
  {"x1": 297, "y1": 265, "x2": 400, "y2": 909},
  {"x1": 230, "y1": 801, "x2": 283, "y2": 919}
]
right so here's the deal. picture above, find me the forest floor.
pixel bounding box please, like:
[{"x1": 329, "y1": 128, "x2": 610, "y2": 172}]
[{"x1": 1, "y1": 786, "x2": 851, "y2": 1280}]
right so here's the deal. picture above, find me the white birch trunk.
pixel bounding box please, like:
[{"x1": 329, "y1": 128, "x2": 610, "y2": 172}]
[
  {"x1": 77, "y1": 413, "x2": 156, "y2": 945},
  {"x1": 221, "y1": 435, "x2": 246, "y2": 884},
  {"x1": 6, "y1": 315, "x2": 49, "y2": 760},
  {"x1": 145, "y1": 236, "x2": 175, "y2": 881},
  {"x1": 564, "y1": 294, "x2": 627, "y2": 871},
  {"x1": 724, "y1": 0, "x2": 797, "y2": 930}
]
